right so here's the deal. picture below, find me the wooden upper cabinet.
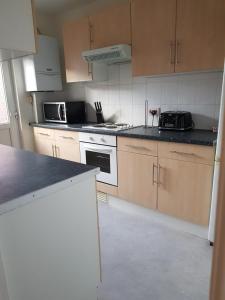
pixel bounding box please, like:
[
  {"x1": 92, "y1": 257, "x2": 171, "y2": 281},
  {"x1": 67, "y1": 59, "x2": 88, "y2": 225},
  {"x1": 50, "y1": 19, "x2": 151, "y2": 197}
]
[
  {"x1": 89, "y1": 1, "x2": 131, "y2": 49},
  {"x1": 63, "y1": 17, "x2": 92, "y2": 83},
  {"x1": 131, "y1": 0, "x2": 177, "y2": 76},
  {"x1": 175, "y1": 0, "x2": 225, "y2": 72}
]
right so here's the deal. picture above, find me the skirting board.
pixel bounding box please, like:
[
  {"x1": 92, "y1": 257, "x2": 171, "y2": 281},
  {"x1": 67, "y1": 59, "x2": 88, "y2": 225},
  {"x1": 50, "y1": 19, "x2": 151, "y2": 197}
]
[{"x1": 96, "y1": 182, "x2": 118, "y2": 197}]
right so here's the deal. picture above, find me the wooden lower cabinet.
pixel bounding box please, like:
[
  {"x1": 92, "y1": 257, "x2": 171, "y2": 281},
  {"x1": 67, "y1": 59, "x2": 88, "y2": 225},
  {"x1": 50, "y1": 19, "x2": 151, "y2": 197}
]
[
  {"x1": 34, "y1": 128, "x2": 80, "y2": 163},
  {"x1": 34, "y1": 136, "x2": 54, "y2": 157},
  {"x1": 118, "y1": 150, "x2": 158, "y2": 210},
  {"x1": 157, "y1": 158, "x2": 213, "y2": 226},
  {"x1": 56, "y1": 139, "x2": 80, "y2": 162}
]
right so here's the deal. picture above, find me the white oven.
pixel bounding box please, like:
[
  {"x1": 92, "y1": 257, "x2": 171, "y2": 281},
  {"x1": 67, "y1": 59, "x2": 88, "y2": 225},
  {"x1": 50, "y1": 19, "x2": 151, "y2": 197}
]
[{"x1": 79, "y1": 132, "x2": 117, "y2": 186}]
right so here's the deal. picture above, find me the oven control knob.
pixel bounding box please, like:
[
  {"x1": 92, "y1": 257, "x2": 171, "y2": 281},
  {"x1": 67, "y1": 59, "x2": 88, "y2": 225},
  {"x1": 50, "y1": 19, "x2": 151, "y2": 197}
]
[
  {"x1": 89, "y1": 137, "x2": 94, "y2": 141},
  {"x1": 101, "y1": 138, "x2": 106, "y2": 143}
]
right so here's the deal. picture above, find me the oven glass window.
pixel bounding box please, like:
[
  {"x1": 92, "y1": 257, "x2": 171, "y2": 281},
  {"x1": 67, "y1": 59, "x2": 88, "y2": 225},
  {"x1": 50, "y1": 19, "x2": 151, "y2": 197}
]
[{"x1": 86, "y1": 151, "x2": 111, "y2": 173}]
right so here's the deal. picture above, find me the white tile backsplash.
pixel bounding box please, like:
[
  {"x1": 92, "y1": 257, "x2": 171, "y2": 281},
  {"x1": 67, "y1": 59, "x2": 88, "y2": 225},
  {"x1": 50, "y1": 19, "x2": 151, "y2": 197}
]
[
  {"x1": 43, "y1": 64, "x2": 222, "y2": 129},
  {"x1": 80, "y1": 64, "x2": 223, "y2": 129}
]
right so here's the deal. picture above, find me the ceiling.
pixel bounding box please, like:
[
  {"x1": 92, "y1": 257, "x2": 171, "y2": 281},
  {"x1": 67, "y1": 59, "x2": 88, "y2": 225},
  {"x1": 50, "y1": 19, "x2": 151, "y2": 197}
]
[{"x1": 35, "y1": 0, "x2": 96, "y2": 14}]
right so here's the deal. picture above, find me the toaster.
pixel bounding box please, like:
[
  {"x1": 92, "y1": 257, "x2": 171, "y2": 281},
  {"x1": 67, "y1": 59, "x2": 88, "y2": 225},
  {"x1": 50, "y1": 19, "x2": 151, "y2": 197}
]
[{"x1": 158, "y1": 111, "x2": 193, "y2": 131}]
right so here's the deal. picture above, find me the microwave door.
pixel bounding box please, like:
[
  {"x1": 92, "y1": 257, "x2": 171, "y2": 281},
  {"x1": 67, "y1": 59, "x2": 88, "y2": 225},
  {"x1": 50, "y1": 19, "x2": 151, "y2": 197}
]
[{"x1": 44, "y1": 103, "x2": 60, "y2": 122}]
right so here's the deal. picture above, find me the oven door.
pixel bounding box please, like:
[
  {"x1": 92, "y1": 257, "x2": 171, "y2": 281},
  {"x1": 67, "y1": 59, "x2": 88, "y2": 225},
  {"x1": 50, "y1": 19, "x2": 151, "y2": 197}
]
[
  {"x1": 80, "y1": 142, "x2": 117, "y2": 186},
  {"x1": 43, "y1": 102, "x2": 67, "y2": 123}
]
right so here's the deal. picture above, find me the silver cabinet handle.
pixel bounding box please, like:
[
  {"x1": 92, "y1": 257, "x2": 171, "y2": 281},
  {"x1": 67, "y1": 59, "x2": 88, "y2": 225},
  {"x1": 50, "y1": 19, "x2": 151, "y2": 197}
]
[
  {"x1": 158, "y1": 164, "x2": 162, "y2": 185},
  {"x1": 89, "y1": 137, "x2": 94, "y2": 141},
  {"x1": 88, "y1": 62, "x2": 93, "y2": 75},
  {"x1": 152, "y1": 163, "x2": 157, "y2": 185},
  {"x1": 90, "y1": 24, "x2": 94, "y2": 44},
  {"x1": 59, "y1": 136, "x2": 74, "y2": 140},
  {"x1": 176, "y1": 40, "x2": 181, "y2": 64},
  {"x1": 170, "y1": 150, "x2": 199, "y2": 157},
  {"x1": 52, "y1": 144, "x2": 55, "y2": 157},
  {"x1": 170, "y1": 41, "x2": 175, "y2": 65},
  {"x1": 38, "y1": 132, "x2": 50, "y2": 136},
  {"x1": 125, "y1": 144, "x2": 152, "y2": 152},
  {"x1": 56, "y1": 146, "x2": 60, "y2": 158}
]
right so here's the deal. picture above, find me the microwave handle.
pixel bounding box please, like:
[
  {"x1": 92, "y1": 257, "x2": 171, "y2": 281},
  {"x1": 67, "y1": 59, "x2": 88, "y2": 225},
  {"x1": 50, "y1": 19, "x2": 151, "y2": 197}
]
[{"x1": 58, "y1": 105, "x2": 62, "y2": 121}]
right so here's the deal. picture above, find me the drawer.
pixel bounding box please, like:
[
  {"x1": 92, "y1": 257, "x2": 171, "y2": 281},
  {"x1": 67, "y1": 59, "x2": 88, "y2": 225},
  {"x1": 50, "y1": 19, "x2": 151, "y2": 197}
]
[
  {"x1": 54, "y1": 130, "x2": 79, "y2": 143},
  {"x1": 158, "y1": 142, "x2": 214, "y2": 165},
  {"x1": 33, "y1": 127, "x2": 54, "y2": 140},
  {"x1": 118, "y1": 137, "x2": 158, "y2": 156}
]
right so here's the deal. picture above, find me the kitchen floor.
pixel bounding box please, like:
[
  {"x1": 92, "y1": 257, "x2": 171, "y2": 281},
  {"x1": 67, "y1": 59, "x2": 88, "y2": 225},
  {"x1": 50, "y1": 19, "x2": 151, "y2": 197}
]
[{"x1": 97, "y1": 200, "x2": 212, "y2": 300}]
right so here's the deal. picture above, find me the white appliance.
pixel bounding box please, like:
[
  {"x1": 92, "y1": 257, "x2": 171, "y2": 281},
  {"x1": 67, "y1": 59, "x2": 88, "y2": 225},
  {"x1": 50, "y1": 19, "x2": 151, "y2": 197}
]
[
  {"x1": 79, "y1": 132, "x2": 117, "y2": 186},
  {"x1": 208, "y1": 63, "x2": 225, "y2": 243},
  {"x1": 23, "y1": 35, "x2": 62, "y2": 92},
  {"x1": 82, "y1": 44, "x2": 131, "y2": 64}
]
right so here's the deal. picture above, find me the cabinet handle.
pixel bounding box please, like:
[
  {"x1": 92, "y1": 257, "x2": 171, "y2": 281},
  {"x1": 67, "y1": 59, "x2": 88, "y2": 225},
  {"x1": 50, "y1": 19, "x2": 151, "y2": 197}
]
[
  {"x1": 158, "y1": 164, "x2": 162, "y2": 185},
  {"x1": 152, "y1": 163, "x2": 157, "y2": 185},
  {"x1": 170, "y1": 150, "x2": 199, "y2": 157},
  {"x1": 125, "y1": 144, "x2": 152, "y2": 152},
  {"x1": 88, "y1": 62, "x2": 93, "y2": 75},
  {"x1": 55, "y1": 146, "x2": 60, "y2": 158},
  {"x1": 59, "y1": 136, "x2": 74, "y2": 140},
  {"x1": 38, "y1": 132, "x2": 50, "y2": 136},
  {"x1": 90, "y1": 24, "x2": 94, "y2": 44},
  {"x1": 170, "y1": 41, "x2": 175, "y2": 64},
  {"x1": 176, "y1": 40, "x2": 181, "y2": 64},
  {"x1": 52, "y1": 144, "x2": 55, "y2": 157}
]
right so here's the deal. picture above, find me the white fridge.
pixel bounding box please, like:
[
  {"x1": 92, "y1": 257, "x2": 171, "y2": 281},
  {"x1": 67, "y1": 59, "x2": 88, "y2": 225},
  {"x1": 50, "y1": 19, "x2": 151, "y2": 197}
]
[{"x1": 208, "y1": 62, "x2": 225, "y2": 244}]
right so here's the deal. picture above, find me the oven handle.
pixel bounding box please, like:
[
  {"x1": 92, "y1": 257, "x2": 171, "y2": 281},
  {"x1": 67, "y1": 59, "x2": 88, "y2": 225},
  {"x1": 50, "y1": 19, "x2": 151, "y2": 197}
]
[{"x1": 84, "y1": 146, "x2": 113, "y2": 154}]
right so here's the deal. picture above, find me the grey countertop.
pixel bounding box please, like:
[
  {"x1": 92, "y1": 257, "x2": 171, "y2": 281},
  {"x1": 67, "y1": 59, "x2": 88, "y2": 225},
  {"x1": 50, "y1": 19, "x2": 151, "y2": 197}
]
[
  {"x1": 0, "y1": 144, "x2": 97, "y2": 204},
  {"x1": 31, "y1": 123, "x2": 217, "y2": 146},
  {"x1": 117, "y1": 126, "x2": 217, "y2": 146}
]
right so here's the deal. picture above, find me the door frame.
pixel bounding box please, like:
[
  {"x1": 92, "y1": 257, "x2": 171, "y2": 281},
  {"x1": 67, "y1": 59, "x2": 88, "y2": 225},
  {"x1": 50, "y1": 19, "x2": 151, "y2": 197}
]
[{"x1": 0, "y1": 61, "x2": 21, "y2": 148}]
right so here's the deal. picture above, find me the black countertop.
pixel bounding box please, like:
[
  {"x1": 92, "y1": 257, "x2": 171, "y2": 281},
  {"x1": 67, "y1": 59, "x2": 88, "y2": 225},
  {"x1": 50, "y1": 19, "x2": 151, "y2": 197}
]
[
  {"x1": 117, "y1": 126, "x2": 217, "y2": 146},
  {"x1": 31, "y1": 123, "x2": 217, "y2": 146},
  {"x1": 0, "y1": 145, "x2": 97, "y2": 204}
]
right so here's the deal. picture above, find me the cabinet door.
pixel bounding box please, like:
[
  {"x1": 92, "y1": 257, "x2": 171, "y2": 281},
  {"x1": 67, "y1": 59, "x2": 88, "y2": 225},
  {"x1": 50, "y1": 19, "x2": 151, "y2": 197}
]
[
  {"x1": 63, "y1": 17, "x2": 92, "y2": 83},
  {"x1": 131, "y1": 0, "x2": 176, "y2": 76},
  {"x1": 55, "y1": 130, "x2": 80, "y2": 163},
  {"x1": 118, "y1": 151, "x2": 157, "y2": 209},
  {"x1": 89, "y1": 1, "x2": 131, "y2": 49},
  {"x1": 34, "y1": 137, "x2": 54, "y2": 157},
  {"x1": 158, "y1": 158, "x2": 213, "y2": 226},
  {"x1": 34, "y1": 128, "x2": 55, "y2": 157},
  {"x1": 176, "y1": 0, "x2": 225, "y2": 72}
]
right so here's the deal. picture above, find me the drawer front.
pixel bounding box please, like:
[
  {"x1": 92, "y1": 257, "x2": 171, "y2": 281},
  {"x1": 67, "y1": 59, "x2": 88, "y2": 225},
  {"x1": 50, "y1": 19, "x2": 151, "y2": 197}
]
[
  {"x1": 33, "y1": 127, "x2": 54, "y2": 140},
  {"x1": 118, "y1": 137, "x2": 158, "y2": 156},
  {"x1": 158, "y1": 142, "x2": 214, "y2": 165},
  {"x1": 54, "y1": 130, "x2": 79, "y2": 143}
]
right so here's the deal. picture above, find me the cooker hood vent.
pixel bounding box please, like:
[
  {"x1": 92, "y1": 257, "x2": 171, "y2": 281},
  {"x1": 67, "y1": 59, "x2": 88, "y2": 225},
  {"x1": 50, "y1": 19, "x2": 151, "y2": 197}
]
[{"x1": 82, "y1": 44, "x2": 131, "y2": 64}]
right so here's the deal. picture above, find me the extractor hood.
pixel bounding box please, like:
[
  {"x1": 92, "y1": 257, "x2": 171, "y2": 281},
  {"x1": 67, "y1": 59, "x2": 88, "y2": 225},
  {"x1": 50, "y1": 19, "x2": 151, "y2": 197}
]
[{"x1": 82, "y1": 44, "x2": 131, "y2": 64}]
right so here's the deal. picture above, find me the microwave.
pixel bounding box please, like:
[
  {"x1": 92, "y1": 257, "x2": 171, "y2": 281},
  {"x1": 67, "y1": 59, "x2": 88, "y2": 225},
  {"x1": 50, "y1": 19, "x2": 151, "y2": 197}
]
[{"x1": 43, "y1": 101, "x2": 86, "y2": 124}]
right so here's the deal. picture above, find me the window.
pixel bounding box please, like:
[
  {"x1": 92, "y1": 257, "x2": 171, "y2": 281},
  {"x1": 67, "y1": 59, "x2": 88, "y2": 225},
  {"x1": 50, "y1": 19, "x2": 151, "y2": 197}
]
[{"x1": 0, "y1": 63, "x2": 9, "y2": 125}]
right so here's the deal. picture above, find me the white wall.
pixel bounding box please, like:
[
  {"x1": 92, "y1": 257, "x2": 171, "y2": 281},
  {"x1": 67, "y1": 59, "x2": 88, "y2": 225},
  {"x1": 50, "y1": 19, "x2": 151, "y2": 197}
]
[{"x1": 68, "y1": 64, "x2": 222, "y2": 130}]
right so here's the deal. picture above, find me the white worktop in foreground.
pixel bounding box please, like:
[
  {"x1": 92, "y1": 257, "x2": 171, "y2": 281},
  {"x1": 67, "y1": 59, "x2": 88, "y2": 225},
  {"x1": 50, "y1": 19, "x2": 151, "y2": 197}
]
[{"x1": 0, "y1": 145, "x2": 100, "y2": 300}]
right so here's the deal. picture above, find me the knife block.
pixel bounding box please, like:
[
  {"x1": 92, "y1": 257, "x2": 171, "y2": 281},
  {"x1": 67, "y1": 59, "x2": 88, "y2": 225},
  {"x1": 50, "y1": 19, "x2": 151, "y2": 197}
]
[{"x1": 96, "y1": 112, "x2": 104, "y2": 124}]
